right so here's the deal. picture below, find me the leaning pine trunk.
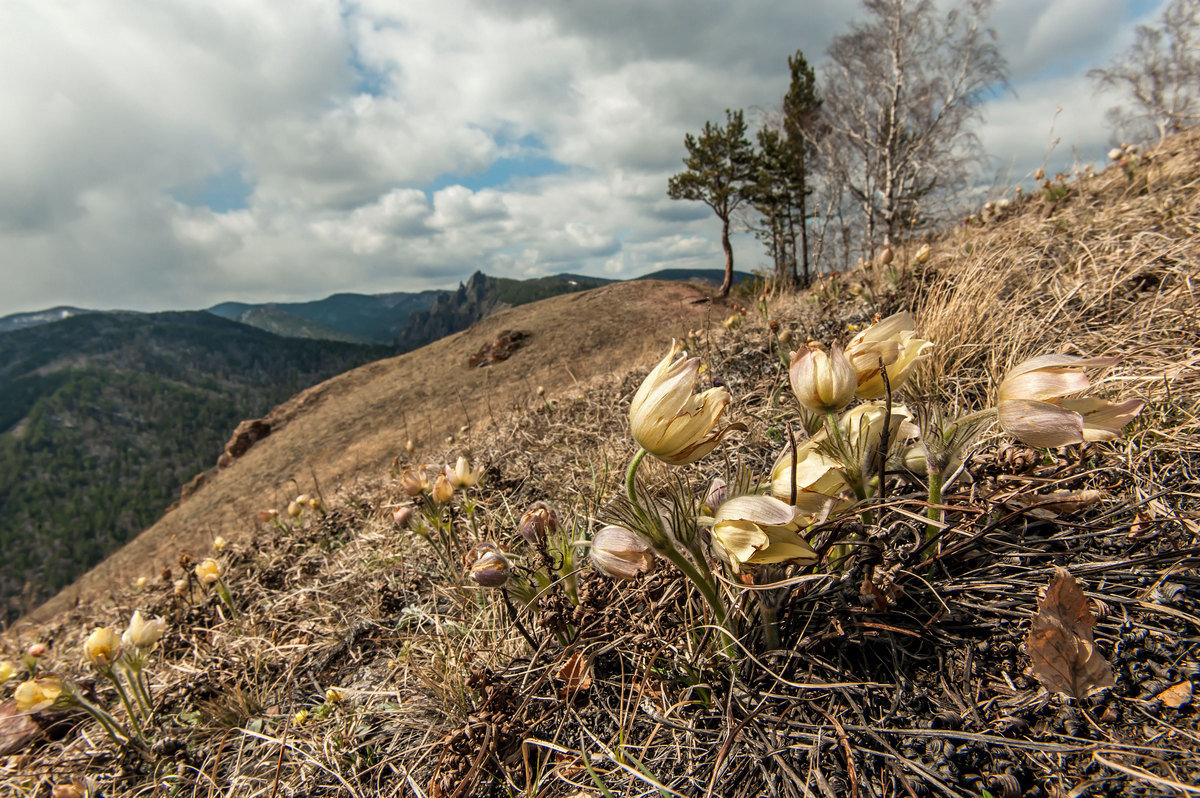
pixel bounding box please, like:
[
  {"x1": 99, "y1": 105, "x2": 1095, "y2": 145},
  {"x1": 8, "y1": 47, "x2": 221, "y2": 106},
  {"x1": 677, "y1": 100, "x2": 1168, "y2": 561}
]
[{"x1": 719, "y1": 218, "x2": 734, "y2": 298}]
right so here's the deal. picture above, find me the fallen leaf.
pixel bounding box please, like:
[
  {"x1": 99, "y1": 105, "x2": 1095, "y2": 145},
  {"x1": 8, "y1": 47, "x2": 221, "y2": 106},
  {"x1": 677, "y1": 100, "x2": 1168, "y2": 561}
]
[
  {"x1": 1028, "y1": 568, "x2": 1115, "y2": 701},
  {"x1": 0, "y1": 699, "x2": 43, "y2": 756},
  {"x1": 1154, "y1": 681, "x2": 1193, "y2": 709},
  {"x1": 556, "y1": 652, "x2": 592, "y2": 697}
]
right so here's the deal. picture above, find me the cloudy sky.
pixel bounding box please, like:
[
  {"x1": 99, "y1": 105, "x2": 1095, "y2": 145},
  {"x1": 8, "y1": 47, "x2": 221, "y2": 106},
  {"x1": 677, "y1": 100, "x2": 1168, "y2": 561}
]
[{"x1": 0, "y1": 0, "x2": 1168, "y2": 316}]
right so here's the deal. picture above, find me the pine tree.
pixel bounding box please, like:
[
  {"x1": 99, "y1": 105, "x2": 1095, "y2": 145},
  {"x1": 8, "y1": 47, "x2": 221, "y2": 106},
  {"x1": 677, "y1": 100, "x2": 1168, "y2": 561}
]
[{"x1": 667, "y1": 109, "x2": 755, "y2": 298}]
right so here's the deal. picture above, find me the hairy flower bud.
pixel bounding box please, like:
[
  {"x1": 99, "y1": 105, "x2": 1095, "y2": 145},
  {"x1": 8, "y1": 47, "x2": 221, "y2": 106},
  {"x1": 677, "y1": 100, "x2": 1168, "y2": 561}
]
[
  {"x1": 789, "y1": 343, "x2": 857, "y2": 414},
  {"x1": 469, "y1": 550, "x2": 511, "y2": 587},
  {"x1": 392, "y1": 505, "x2": 413, "y2": 527},
  {"x1": 518, "y1": 502, "x2": 558, "y2": 545},
  {"x1": 431, "y1": 474, "x2": 454, "y2": 504},
  {"x1": 590, "y1": 525, "x2": 657, "y2": 581}
]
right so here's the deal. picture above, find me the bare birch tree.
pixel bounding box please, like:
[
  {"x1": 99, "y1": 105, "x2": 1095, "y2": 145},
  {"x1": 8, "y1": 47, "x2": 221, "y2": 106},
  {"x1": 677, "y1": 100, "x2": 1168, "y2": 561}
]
[
  {"x1": 820, "y1": 0, "x2": 1006, "y2": 256},
  {"x1": 1088, "y1": 0, "x2": 1200, "y2": 142}
]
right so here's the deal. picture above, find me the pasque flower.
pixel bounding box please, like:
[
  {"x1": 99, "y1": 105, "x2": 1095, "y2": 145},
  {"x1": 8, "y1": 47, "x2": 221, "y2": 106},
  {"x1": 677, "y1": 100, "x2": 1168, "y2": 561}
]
[
  {"x1": 770, "y1": 439, "x2": 849, "y2": 502},
  {"x1": 709, "y1": 496, "x2": 819, "y2": 572},
  {"x1": 14, "y1": 678, "x2": 65, "y2": 712},
  {"x1": 446, "y1": 456, "x2": 484, "y2": 488},
  {"x1": 789, "y1": 344, "x2": 857, "y2": 413},
  {"x1": 590, "y1": 525, "x2": 657, "y2": 580},
  {"x1": 122, "y1": 611, "x2": 166, "y2": 654},
  {"x1": 844, "y1": 312, "x2": 932, "y2": 398},
  {"x1": 195, "y1": 558, "x2": 222, "y2": 585},
  {"x1": 997, "y1": 354, "x2": 1144, "y2": 447},
  {"x1": 630, "y1": 341, "x2": 740, "y2": 465},
  {"x1": 83, "y1": 627, "x2": 121, "y2": 667}
]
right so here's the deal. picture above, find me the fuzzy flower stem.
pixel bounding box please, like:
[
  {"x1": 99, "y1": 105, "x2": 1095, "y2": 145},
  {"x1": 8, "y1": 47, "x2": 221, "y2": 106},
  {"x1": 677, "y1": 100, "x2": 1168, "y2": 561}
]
[
  {"x1": 68, "y1": 684, "x2": 133, "y2": 747},
  {"x1": 625, "y1": 447, "x2": 734, "y2": 656},
  {"x1": 925, "y1": 470, "x2": 944, "y2": 550},
  {"x1": 101, "y1": 667, "x2": 146, "y2": 743}
]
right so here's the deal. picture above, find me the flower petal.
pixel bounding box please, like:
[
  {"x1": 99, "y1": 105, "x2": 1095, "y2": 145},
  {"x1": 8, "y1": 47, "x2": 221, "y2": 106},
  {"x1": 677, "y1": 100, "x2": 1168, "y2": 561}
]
[
  {"x1": 998, "y1": 398, "x2": 1084, "y2": 447},
  {"x1": 1062, "y1": 397, "x2": 1145, "y2": 441}
]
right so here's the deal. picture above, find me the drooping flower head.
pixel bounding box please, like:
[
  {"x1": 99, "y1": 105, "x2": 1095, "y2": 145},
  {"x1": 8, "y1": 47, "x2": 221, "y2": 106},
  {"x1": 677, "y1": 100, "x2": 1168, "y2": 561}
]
[
  {"x1": 630, "y1": 341, "x2": 741, "y2": 465},
  {"x1": 997, "y1": 354, "x2": 1144, "y2": 448}
]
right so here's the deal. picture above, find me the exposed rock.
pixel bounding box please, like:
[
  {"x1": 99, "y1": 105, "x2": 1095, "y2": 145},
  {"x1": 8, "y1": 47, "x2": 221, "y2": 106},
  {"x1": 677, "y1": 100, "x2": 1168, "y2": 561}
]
[
  {"x1": 217, "y1": 418, "x2": 271, "y2": 469},
  {"x1": 468, "y1": 330, "x2": 531, "y2": 367}
]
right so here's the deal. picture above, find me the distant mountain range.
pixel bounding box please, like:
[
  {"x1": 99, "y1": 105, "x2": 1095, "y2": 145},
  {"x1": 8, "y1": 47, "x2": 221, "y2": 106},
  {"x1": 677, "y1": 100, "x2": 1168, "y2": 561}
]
[{"x1": 2, "y1": 269, "x2": 753, "y2": 345}]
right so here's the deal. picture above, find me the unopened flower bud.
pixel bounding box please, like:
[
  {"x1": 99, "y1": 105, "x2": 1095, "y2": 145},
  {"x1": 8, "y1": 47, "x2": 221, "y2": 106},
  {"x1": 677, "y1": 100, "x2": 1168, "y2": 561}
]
[
  {"x1": 703, "y1": 478, "x2": 728, "y2": 513},
  {"x1": 536, "y1": 385, "x2": 545, "y2": 396},
  {"x1": 915, "y1": 243, "x2": 931, "y2": 263},
  {"x1": 308, "y1": 497, "x2": 325, "y2": 514},
  {"x1": 287, "y1": 501, "x2": 302, "y2": 518},
  {"x1": 325, "y1": 687, "x2": 344, "y2": 704},
  {"x1": 213, "y1": 536, "x2": 226, "y2": 551},
  {"x1": 135, "y1": 576, "x2": 148, "y2": 589},
  {"x1": 399, "y1": 468, "x2": 429, "y2": 497},
  {"x1": 392, "y1": 506, "x2": 413, "y2": 527},
  {"x1": 590, "y1": 525, "x2": 657, "y2": 580},
  {"x1": 173, "y1": 579, "x2": 188, "y2": 596},
  {"x1": 293, "y1": 709, "x2": 310, "y2": 726},
  {"x1": 0, "y1": 660, "x2": 15, "y2": 682},
  {"x1": 296, "y1": 494, "x2": 311, "y2": 505},
  {"x1": 27, "y1": 643, "x2": 46, "y2": 659},
  {"x1": 469, "y1": 550, "x2": 511, "y2": 587},
  {"x1": 405, "y1": 439, "x2": 416, "y2": 453},
  {"x1": 431, "y1": 474, "x2": 454, "y2": 504},
  {"x1": 1034, "y1": 168, "x2": 1045, "y2": 180},
  {"x1": 518, "y1": 502, "x2": 558, "y2": 545},
  {"x1": 258, "y1": 508, "x2": 279, "y2": 524}
]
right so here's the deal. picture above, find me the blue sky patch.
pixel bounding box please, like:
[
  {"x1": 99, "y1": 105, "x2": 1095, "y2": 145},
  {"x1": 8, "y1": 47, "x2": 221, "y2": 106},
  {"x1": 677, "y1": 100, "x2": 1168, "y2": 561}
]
[{"x1": 170, "y1": 167, "x2": 253, "y2": 213}]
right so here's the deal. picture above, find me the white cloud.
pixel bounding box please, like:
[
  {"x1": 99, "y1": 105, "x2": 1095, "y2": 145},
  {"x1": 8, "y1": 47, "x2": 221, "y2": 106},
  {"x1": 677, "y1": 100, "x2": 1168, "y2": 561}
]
[{"x1": 0, "y1": 0, "x2": 1174, "y2": 316}]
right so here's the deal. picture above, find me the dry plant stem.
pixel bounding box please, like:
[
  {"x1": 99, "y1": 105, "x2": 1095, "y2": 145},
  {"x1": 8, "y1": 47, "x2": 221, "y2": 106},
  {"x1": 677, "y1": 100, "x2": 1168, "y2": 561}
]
[
  {"x1": 759, "y1": 602, "x2": 781, "y2": 651},
  {"x1": 625, "y1": 448, "x2": 734, "y2": 655}
]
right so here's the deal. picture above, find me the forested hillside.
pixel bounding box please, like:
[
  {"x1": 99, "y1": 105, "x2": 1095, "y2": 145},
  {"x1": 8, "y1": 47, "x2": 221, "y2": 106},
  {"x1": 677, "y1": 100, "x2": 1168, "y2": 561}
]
[{"x1": 0, "y1": 312, "x2": 390, "y2": 620}]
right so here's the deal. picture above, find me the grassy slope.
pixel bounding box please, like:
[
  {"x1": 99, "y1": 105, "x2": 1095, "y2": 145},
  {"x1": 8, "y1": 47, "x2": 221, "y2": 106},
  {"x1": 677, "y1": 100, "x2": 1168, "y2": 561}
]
[{"x1": 3, "y1": 132, "x2": 1199, "y2": 797}]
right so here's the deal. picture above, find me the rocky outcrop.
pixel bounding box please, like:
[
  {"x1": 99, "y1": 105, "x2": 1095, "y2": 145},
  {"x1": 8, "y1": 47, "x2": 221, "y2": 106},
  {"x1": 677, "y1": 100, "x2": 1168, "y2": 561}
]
[{"x1": 217, "y1": 418, "x2": 272, "y2": 469}]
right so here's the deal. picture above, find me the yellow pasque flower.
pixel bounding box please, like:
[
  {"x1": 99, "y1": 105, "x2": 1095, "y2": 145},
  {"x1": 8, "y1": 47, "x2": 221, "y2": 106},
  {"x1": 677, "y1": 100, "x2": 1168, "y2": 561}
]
[
  {"x1": 195, "y1": 558, "x2": 222, "y2": 585},
  {"x1": 789, "y1": 343, "x2": 857, "y2": 414},
  {"x1": 997, "y1": 354, "x2": 1144, "y2": 447},
  {"x1": 213, "y1": 536, "x2": 227, "y2": 551},
  {"x1": 770, "y1": 439, "x2": 849, "y2": 502},
  {"x1": 14, "y1": 678, "x2": 65, "y2": 712},
  {"x1": 122, "y1": 611, "x2": 166, "y2": 653},
  {"x1": 0, "y1": 660, "x2": 15, "y2": 682},
  {"x1": 630, "y1": 341, "x2": 740, "y2": 465},
  {"x1": 590, "y1": 525, "x2": 657, "y2": 581},
  {"x1": 844, "y1": 311, "x2": 932, "y2": 398},
  {"x1": 325, "y1": 687, "x2": 344, "y2": 704},
  {"x1": 293, "y1": 709, "x2": 310, "y2": 726},
  {"x1": 710, "y1": 496, "x2": 820, "y2": 572},
  {"x1": 83, "y1": 627, "x2": 121, "y2": 667}
]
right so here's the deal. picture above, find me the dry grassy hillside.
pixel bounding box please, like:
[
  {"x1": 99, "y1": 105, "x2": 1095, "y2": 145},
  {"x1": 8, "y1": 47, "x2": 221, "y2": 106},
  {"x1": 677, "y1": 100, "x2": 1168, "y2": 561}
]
[{"x1": 2, "y1": 131, "x2": 1198, "y2": 798}]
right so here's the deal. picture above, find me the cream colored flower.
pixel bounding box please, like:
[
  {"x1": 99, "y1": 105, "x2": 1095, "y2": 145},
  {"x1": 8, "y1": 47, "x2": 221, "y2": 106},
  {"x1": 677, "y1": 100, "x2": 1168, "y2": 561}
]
[
  {"x1": 915, "y1": 244, "x2": 932, "y2": 264},
  {"x1": 590, "y1": 525, "x2": 657, "y2": 581},
  {"x1": 399, "y1": 467, "x2": 431, "y2": 497},
  {"x1": 630, "y1": 341, "x2": 740, "y2": 465},
  {"x1": 997, "y1": 354, "x2": 1144, "y2": 447},
  {"x1": 446, "y1": 456, "x2": 484, "y2": 488},
  {"x1": 770, "y1": 439, "x2": 849, "y2": 501},
  {"x1": 122, "y1": 611, "x2": 166, "y2": 653},
  {"x1": 83, "y1": 627, "x2": 121, "y2": 667},
  {"x1": 213, "y1": 536, "x2": 227, "y2": 551},
  {"x1": 195, "y1": 558, "x2": 222, "y2": 585},
  {"x1": 14, "y1": 678, "x2": 64, "y2": 712},
  {"x1": 710, "y1": 496, "x2": 819, "y2": 572},
  {"x1": 789, "y1": 344, "x2": 857, "y2": 414},
  {"x1": 134, "y1": 576, "x2": 148, "y2": 589},
  {"x1": 844, "y1": 311, "x2": 932, "y2": 398},
  {"x1": 0, "y1": 660, "x2": 14, "y2": 682}
]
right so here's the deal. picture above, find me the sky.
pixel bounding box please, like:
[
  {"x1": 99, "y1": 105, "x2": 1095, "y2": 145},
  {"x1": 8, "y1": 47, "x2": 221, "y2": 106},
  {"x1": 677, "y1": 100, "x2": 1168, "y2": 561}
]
[{"x1": 0, "y1": 0, "x2": 1170, "y2": 317}]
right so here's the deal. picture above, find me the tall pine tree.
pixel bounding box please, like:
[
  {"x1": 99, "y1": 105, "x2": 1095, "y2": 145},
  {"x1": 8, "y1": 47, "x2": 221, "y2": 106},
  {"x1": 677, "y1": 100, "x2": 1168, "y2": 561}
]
[{"x1": 667, "y1": 109, "x2": 755, "y2": 298}]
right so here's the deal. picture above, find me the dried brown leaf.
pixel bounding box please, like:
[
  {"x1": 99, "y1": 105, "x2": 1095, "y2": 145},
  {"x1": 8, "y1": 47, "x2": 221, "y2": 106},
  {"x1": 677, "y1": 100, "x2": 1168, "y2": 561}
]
[
  {"x1": 0, "y1": 700, "x2": 43, "y2": 756},
  {"x1": 1003, "y1": 489, "x2": 1106, "y2": 519},
  {"x1": 1154, "y1": 681, "x2": 1193, "y2": 709},
  {"x1": 556, "y1": 652, "x2": 592, "y2": 697},
  {"x1": 1028, "y1": 568, "x2": 1115, "y2": 701}
]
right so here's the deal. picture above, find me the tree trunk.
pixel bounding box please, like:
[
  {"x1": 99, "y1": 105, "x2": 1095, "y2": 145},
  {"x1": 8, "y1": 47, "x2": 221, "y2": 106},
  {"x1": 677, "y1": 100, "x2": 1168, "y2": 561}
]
[
  {"x1": 719, "y1": 218, "x2": 734, "y2": 298},
  {"x1": 798, "y1": 189, "x2": 810, "y2": 286}
]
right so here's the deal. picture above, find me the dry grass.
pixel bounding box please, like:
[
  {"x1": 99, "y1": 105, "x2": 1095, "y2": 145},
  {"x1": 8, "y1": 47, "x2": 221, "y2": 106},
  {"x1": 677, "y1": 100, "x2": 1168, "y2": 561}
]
[{"x1": 2, "y1": 132, "x2": 1199, "y2": 798}]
